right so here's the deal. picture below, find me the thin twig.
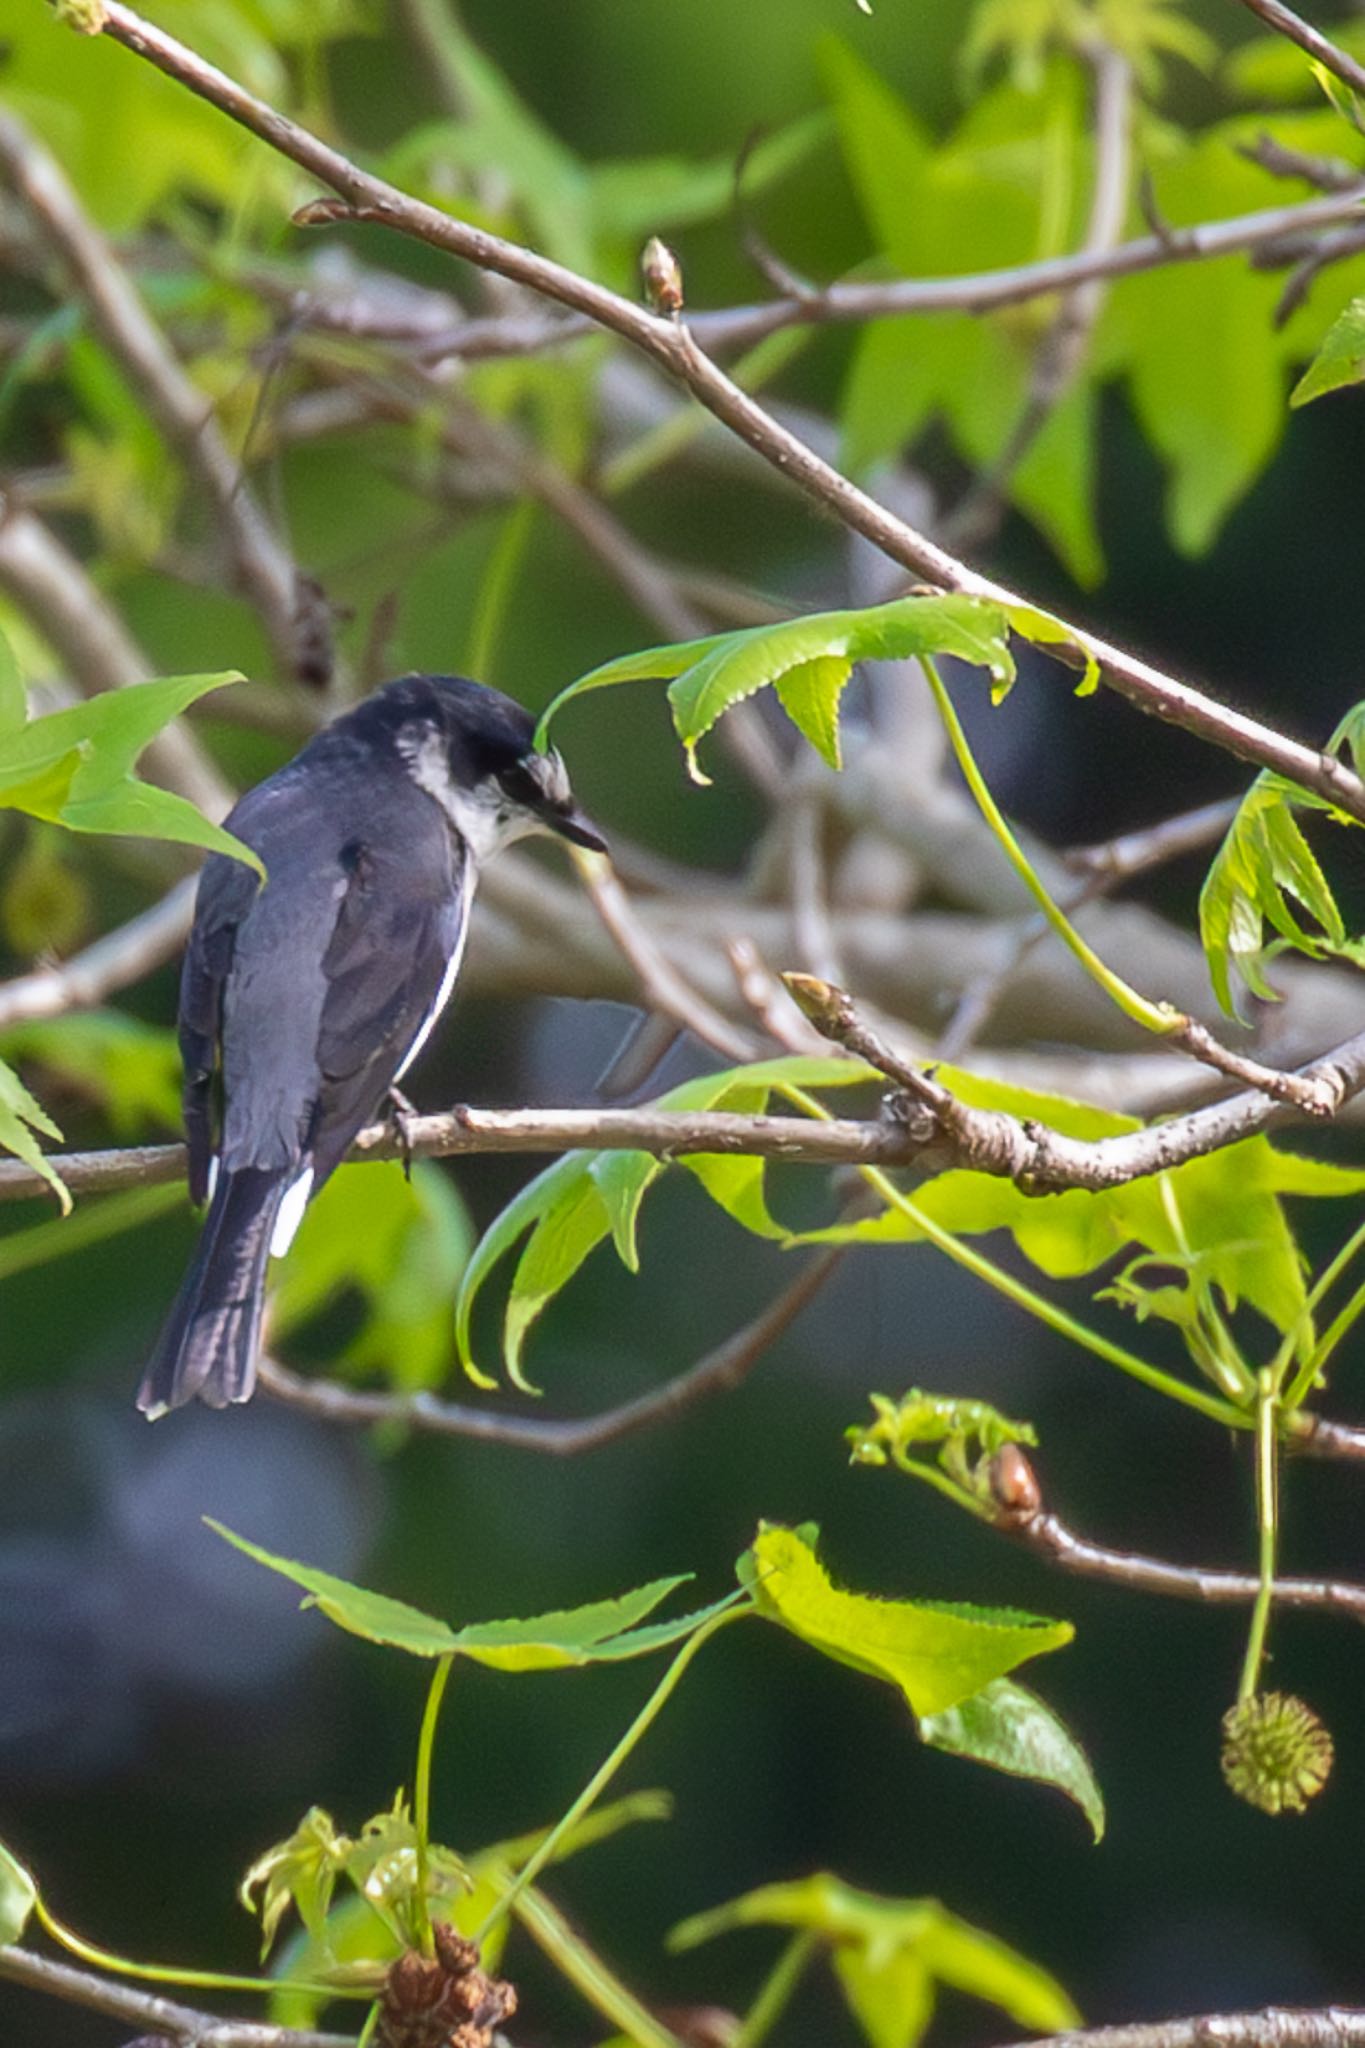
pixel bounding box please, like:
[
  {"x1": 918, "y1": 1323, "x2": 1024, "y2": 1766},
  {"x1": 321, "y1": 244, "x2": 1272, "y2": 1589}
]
[
  {"x1": 0, "y1": 108, "x2": 323, "y2": 686},
  {"x1": 995, "y1": 1499, "x2": 1365, "y2": 1624},
  {"x1": 258, "y1": 1250, "x2": 841, "y2": 1450},
  {"x1": 1065, "y1": 799, "x2": 1240, "y2": 883},
  {"x1": 86, "y1": 4, "x2": 1365, "y2": 823},
  {"x1": 1238, "y1": 132, "x2": 1364, "y2": 192},
  {"x1": 0, "y1": 878, "x2": 197, "y2": 1029},
  {"x1": 1226, "y1": 0, "x2": 1365, "y2": 99},
  {"x1": 572, "y1": 850, "x2": 758, "y2": 1064},
  {"x1": 0, "y1": 1944, "x2": 353, "y2": 2048}
]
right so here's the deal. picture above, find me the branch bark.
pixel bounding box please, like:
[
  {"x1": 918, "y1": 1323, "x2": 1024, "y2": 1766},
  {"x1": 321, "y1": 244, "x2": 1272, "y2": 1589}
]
[
  {"x1": 995, "y1": 2008, "x2": 1365, "y2": 2048},
  {"x1": 1227, "y1": 0, "x2": 1365, "y2": 98},
  {"x1": 85, "y1": 2, "x2": 1365, "y2": 823},
  {"x1": 0, "y1": 1944, "x2": 353, "y2": 2048},
  {"x1": 258, "y1": 1250, "x2": 841, "y2": 1451}
]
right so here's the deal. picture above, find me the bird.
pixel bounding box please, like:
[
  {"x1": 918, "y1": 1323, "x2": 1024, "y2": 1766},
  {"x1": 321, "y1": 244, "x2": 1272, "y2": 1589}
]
[{"x1": 138, "y1": 672, "x2": 604, "y2": 1418}]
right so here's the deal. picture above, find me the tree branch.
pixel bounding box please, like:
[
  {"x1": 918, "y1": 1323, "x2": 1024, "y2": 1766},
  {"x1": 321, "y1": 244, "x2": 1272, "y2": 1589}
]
[
  {"x1": 0, "y1": 107, "x2": 326, "y2": 687},
  {"x1": 0, "y1": 1944, "x2": 353, "y2": 2047},
  {"x1": 1227, "y1": 0, "x2": 1365, "y2": 99},
  {"x1": 994, "y1": 2007, "x2": 1365, "y2": 2048},
  {"x1": 257, "y1": 1249, "x2": 841, "y2": 1451},
  {"x1": 86, "y1": 2, "x2": 1365, "y2": 823}
]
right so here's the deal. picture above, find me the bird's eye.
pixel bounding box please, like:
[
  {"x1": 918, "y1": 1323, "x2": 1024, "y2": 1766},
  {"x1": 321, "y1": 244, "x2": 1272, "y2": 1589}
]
[{"x1": 498, "y1": 761, "x2": 543, "y2": 809}]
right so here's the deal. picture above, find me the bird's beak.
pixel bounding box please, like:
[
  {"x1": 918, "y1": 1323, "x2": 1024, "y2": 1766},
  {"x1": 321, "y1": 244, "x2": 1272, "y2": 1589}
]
[{"x1": 551, "y1": 804, "x2": 608, "y2": 854}]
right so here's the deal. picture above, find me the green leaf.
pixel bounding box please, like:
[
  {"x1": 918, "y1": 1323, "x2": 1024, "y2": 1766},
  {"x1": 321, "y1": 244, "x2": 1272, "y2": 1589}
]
[
  {"x1": 1198, "y1": 773, "x2": 1346, "y2": 1017},
  {"x1": 921, "y1": 1677, "x2": 1105, "y2": 1839},
  {"x1": 457, "y1": 1056, "x2": 870, "y2": 1383},
  {"x1": 772, "y1": 656, "x2": 852, "y2": 768},
  {"x1": 538, "y1": 596, "x2": 1013, "y2": 777},
  {"x1": 0, "y1": 1054, "x2": 69, "y2": 1213},
  {"x1": 209, "y1": 1520, "x2": 465, "y2": 1657},
  {"x1": 270, "y1": 1160, "x2": 474, "y2": 1396},
  {"x1": 0, "y1": 627, "x2": 25, "y2": 739},
  {"x1": 1291, "y1": 296, "x2": 1365, "y2": 406},
  {"x1": 207, "y1": 1521, "x2": 708, "y2": 1669},
  {"x1": 0, "y1": 671, "x2": 262, "y2": 873},
  {"x1": 0, "y1": 1011, "x2": 181, "y2": 1136},
  {"x1": 741, "y1": 1523, "x2": 1072, "y2": 1718},
  {"x1": 0, "y1": 1836, "x2": 37, "y2": 1944},
  {"x1": 671, "y1": 1873, "x2": 1078, "y2": 2045}
]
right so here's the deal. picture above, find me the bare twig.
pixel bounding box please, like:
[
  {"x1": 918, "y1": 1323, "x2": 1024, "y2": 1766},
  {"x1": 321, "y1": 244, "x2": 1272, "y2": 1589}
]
[
  {"x1": 1065, "y1": 799, "x2": 1240, "y2": 883},
  {"x1": 0, "y1": 1944, "x2": 353, "y2": 2048},
  {"x1": 86, "y1": 3, "x2": 1365, "y2": 822},
  {"x1": 996, "y1": 1499, "x2": 1365, "y2": 1624},
  {"x1": 0, "y1": 108, "x2": 324, "y2": 686},
  {"x1": 0, "y1": 878, "x2": 196, "y2": 1029},
  {"x1": 1238, "y1": 132, "x2": 1363, "y2": 192},
  {"x1": 258, "y1": 1250, "x2": 841, "y2": 1450},
  {"x1": 1226, "y1": 0, "x2": 1365, "y2": 99},
  {"x1": 403, "y1": 186, "x2": 1365, "y2": 359},
  {"x1": 572, "y1": 850, "x2": 758, "y2": 1064},
  {"x1": 993, "y1": 2007, "x2": 1365, "y2": 2048}
]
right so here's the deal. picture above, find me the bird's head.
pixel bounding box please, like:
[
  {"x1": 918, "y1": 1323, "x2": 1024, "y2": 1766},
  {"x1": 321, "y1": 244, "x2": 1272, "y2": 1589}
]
[{"x1": 368, "y1": 672, "x2": 606, "y2": 861}]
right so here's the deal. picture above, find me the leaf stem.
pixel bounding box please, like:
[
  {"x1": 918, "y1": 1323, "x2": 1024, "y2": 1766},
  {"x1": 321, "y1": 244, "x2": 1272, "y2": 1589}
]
[
  {"x1": 474, "y1": 1606, "x2": 750, "y2": 1944},
  {"x1": 920, "y1": 656, "x2": 1171, "y2": 1033},
  {"x1": 731, "y1": 1930, "x2": 818, "y2": 2048},
  {"x1": 1281, "y1": 1214, "x2": 1365, "y2": 1407},
  {"x1": 33, "y1": 1898, "x2": 370, "y2": 2002},
  {"x1": 413, "y1": 1653, "x2": 455, "y2": 1957},
  {"x1": 1238, "y1": 1369, "x2": 1280, "y2": 1704},
  {"x1": 773, "y1": 1084, "x2": 1248, "y2": 1431}
]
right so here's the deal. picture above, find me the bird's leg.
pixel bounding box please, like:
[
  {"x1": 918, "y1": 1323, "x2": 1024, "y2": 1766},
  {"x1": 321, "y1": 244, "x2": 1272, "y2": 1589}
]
[{"x1": 385, "y1": 1085, "x2": 420, "y2": 1181}]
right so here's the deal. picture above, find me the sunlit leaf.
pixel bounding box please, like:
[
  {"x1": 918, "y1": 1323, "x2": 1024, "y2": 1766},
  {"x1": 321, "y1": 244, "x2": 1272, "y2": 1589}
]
[
  {"x1": 1291, "y1": 296, "x2": 1365, "y2": 406},
  {"x1": 671, "y1": 1872, "x2": 1078, "y2": 2045},
  {"x1": 0, "y1": 1055, "x2": 69, "y2": 1213},
  {"x1": 0, "y1": 1836, "x2": 37, "y2": 1944},
  {"x1": 456, "y1": 1056, "x2": 870, "y2": 1384},
  {"x1": 0, "y1": 627, "x2": 25, "y2": 739},
  {"x1": 739, "y1": 1523, "x2": 1072, "y2": 1718},
  {"x1": 208, "y1": 1521, "x2": 717, "y2": 1669},
  {"x1": 921, "y1": 1677, "x2": 1105, "y2": 1838},
  {"x1": 0, "y1": 1011, "x2": 181, "y2": 1135},
  {"x1": 1198, "y1": 772, "x2": 1347, "y2": 1017},
  {"x1": 539, "y1": 596, "x2": 1014, "y2": 780},
  {"x1": 0, "y1": 671, "x2": 262, "y2": 871}
]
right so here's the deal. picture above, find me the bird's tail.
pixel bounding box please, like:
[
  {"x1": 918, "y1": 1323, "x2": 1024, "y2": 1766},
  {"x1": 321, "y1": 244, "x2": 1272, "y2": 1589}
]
[{"x1": 138, "y1": 1167, "x2": 287, "y2": 1418}]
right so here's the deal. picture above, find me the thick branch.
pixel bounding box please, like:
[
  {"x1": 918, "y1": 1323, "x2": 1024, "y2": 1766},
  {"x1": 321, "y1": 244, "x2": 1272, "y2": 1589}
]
[
  {"x1": 89, "y1": 3, "x2": 1365, "y2": 821},
  {"x1": 5, "y1": 998, "x2": 1365, "y2": 1206},
  {"x1": 258, "y1": 1250, "x2": 841, "y2": 1451},
  {"x1": 0, "y1": 1944, "x2": 352, "y2": 2047},
  {"x1": 995, "y1": 2009, "x2": 1365, "y2": 2048}
]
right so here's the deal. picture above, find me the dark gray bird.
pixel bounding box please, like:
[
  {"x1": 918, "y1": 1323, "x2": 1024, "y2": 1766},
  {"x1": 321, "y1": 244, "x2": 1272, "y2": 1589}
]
[{"x1": 139, "y1": 673, "x2": 604, "y2": 1418}]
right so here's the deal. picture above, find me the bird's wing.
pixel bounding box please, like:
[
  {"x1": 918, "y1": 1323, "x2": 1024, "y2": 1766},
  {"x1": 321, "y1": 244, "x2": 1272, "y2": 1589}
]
[
  {"x1": 178, "y1": 853, "x2": 261, "y2": 1206},
  {"x1": 309, "y1": 837, "x2": 469, "y2": 1180}
]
